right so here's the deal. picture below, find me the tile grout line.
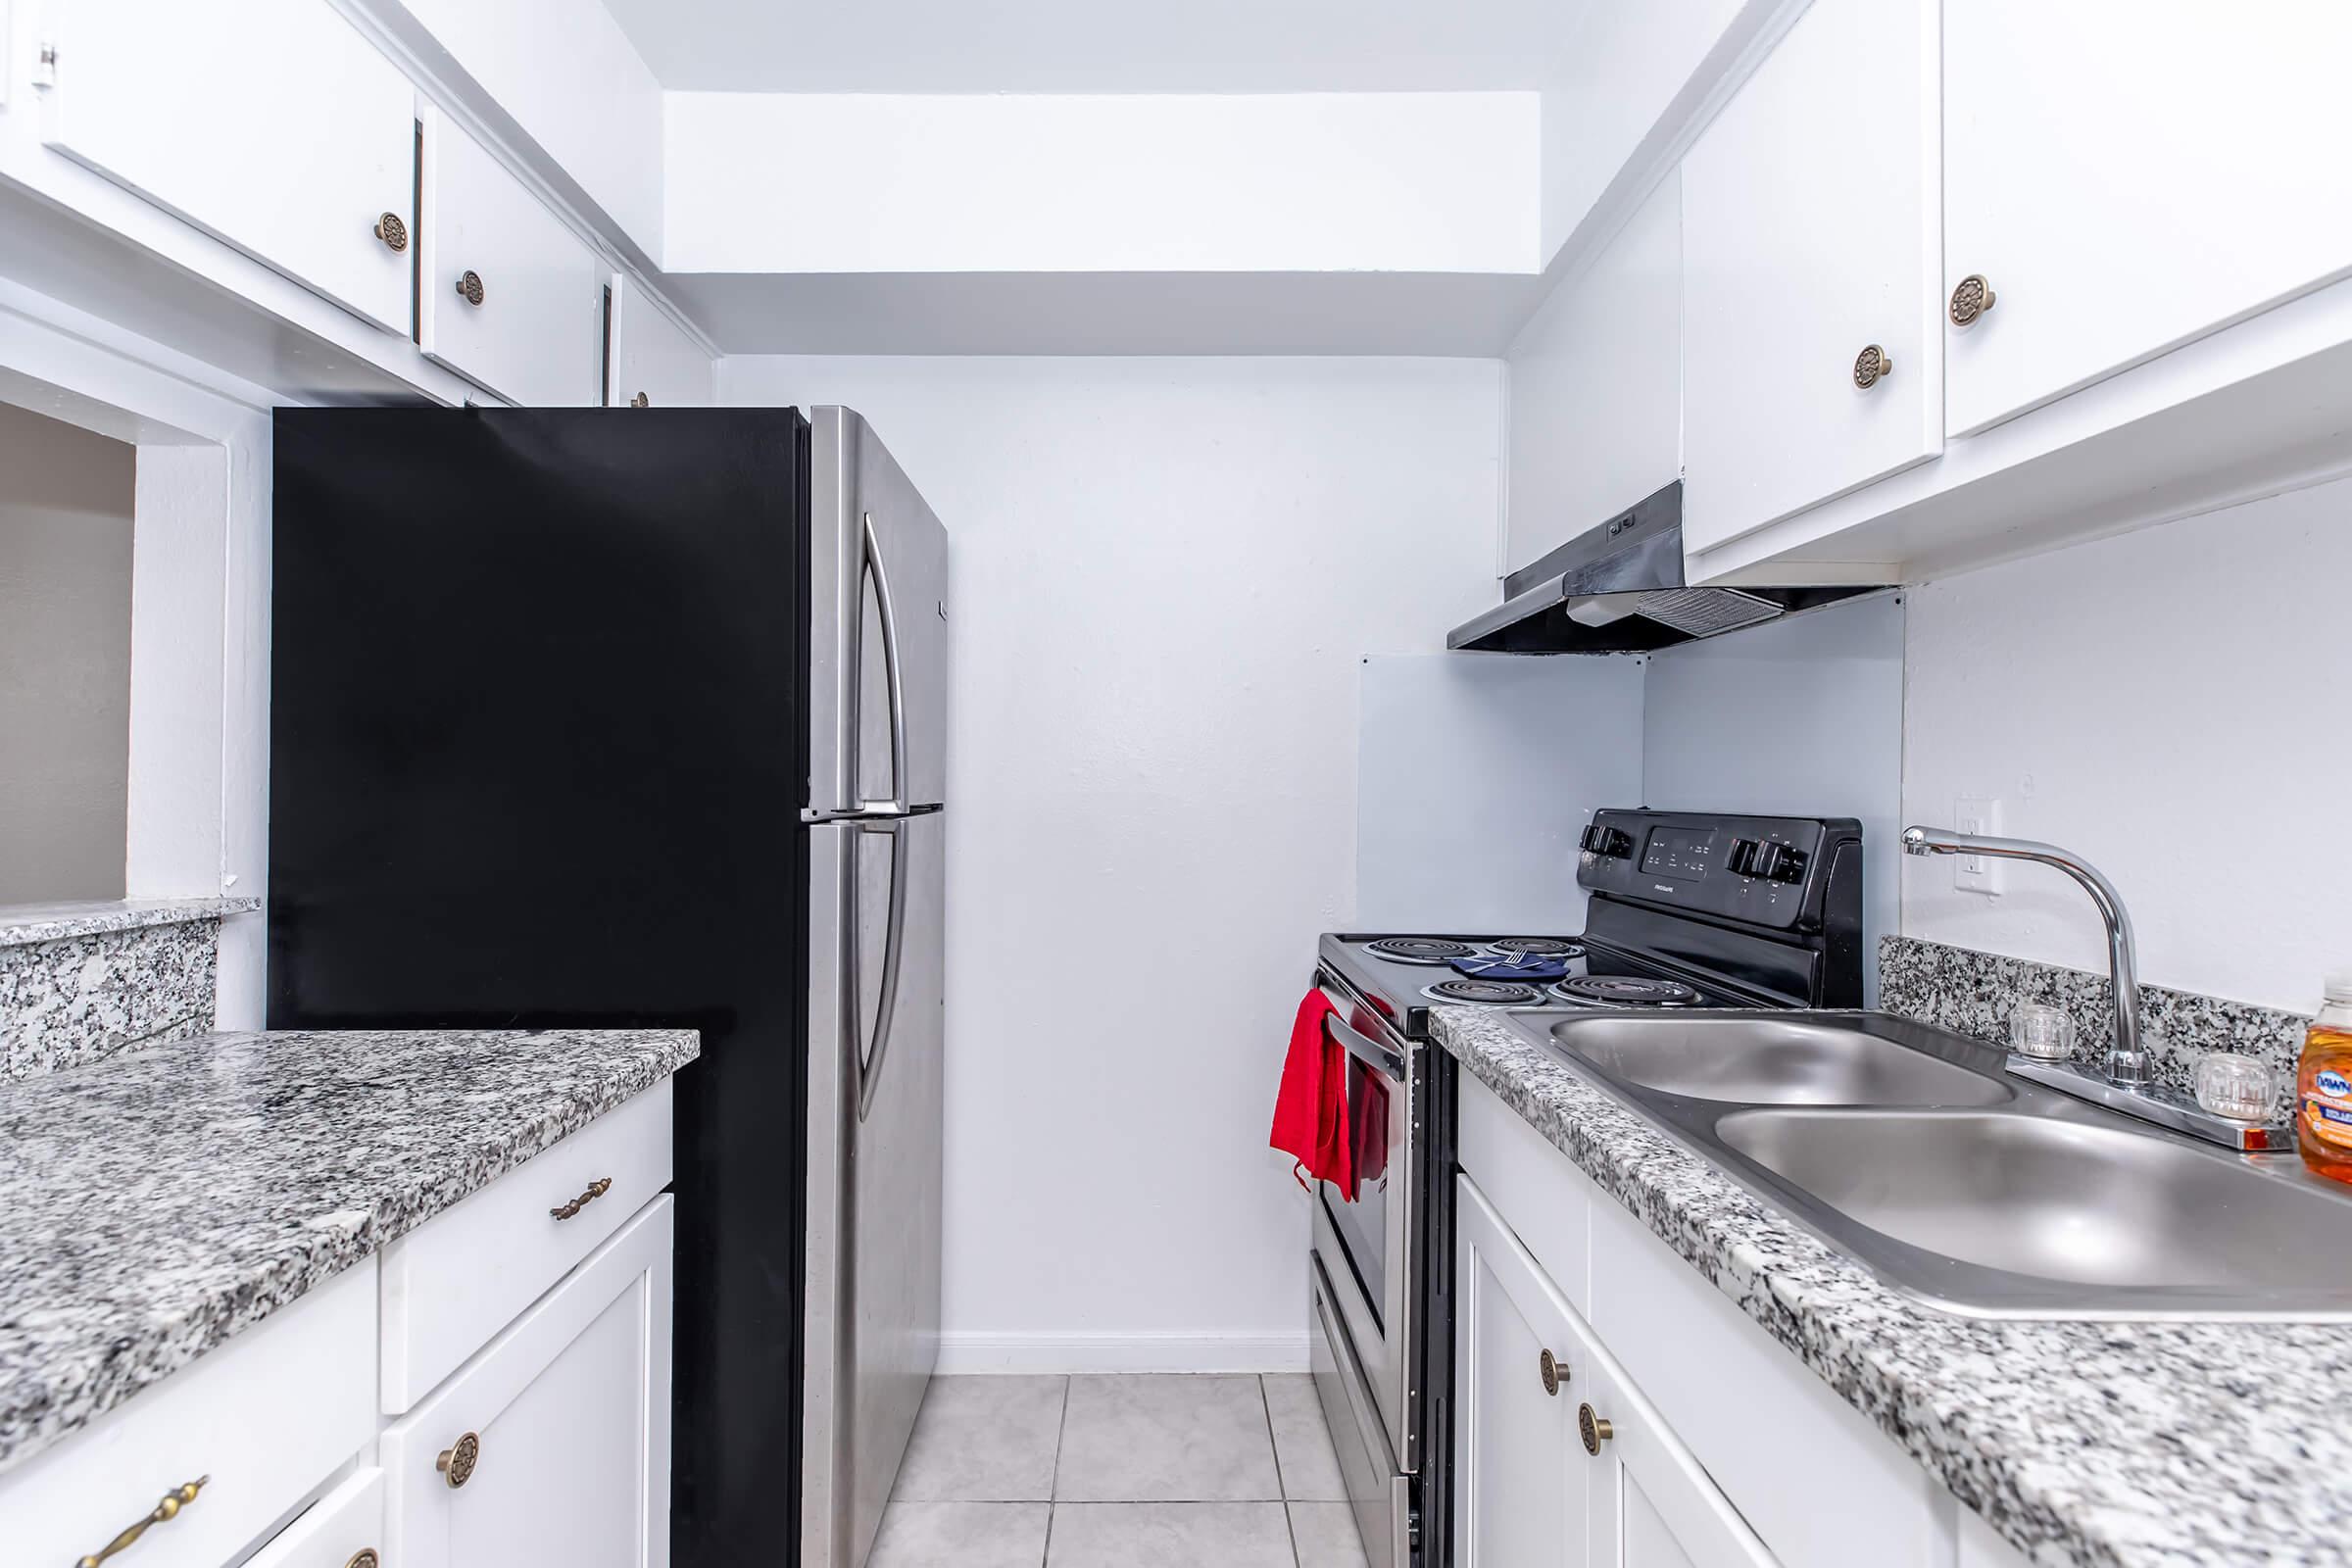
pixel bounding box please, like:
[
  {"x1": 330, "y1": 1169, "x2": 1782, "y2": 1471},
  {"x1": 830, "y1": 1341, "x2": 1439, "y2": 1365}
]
[
  {"x1": 1042, "y1": 1373, "x2": 1073, "y2": 1567},
  {"x1": 1260, "y1": 1374, "x2": 1303, "y2": 1567}
]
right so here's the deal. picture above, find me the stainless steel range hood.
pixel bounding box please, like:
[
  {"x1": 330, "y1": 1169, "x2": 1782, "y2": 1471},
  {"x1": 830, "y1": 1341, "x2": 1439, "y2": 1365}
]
[{"x1": 1447, "y1": 480, "x2": 1885, "y2": 654}]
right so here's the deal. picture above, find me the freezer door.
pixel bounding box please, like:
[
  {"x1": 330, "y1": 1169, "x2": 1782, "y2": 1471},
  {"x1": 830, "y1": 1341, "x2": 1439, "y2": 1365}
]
[
  {"x1": 803, "y1": 808, "x2": 946, "y2": 1568},
  {"x1": 808, "y1": 408, "x2": 950, "y2": 816}
]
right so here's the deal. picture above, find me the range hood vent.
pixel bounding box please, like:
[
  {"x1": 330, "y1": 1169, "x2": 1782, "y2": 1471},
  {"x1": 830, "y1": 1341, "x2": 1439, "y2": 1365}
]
[{"x1": 1447, "y1": 480, "x2": 1885, "y2": 654}]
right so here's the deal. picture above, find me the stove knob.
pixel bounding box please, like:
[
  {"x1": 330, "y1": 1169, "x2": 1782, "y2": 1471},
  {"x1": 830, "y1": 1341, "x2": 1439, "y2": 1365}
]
[
  {"x1": 1728, "y1": 838, "x2": 1763, "y2": 877},
  {"x1": 1580, "y1": 823, "x2": 1630, "y2": 858},
  {"x1": 1754, "y1": 842, "x2": 1808, "y2": 883}
]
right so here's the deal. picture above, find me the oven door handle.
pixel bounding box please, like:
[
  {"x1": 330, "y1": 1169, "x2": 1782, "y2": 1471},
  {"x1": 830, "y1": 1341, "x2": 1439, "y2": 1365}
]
[{"x1": 1320, "y1": 994, "x2": 1406, "y2": 1084}]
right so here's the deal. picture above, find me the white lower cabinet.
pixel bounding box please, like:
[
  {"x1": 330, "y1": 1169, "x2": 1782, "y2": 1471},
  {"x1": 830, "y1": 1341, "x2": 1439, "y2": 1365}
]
[
  {"x1": 384, "y1": 1196, "x2": 674, "y2": 1568},
  {"x1": 244, "y1": 1467, "x2": 386, "y2": 1568},
  {"x1": 0, "y1": 1092, "x2": 677, "y2": 1568},
  {"x1": 1458, "y1": 1072, "x2": 2024, "y2": 1568},
  {"x1": 0, "y1": 1262, "x2": 375, "y2": 1568},
  {"x1": 1457, "y1": 1175, "x2": 1772, "y2": 1568}
]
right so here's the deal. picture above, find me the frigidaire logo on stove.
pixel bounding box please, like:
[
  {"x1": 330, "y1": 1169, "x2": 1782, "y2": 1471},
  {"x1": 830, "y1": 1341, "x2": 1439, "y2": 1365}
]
[{"x1": 1653, "y1": 884, "x2": 1676, "y2": 895}]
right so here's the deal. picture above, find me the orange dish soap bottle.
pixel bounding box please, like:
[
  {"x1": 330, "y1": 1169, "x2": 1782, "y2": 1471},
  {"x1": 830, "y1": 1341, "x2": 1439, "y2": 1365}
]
[{"x1": 2297, "y1": 974, "x2": 2352, "y2": 1184}]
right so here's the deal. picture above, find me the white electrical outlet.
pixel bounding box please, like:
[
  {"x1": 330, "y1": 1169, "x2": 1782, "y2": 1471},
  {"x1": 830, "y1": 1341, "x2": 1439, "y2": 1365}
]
[{"x1": 1952, "y1": 796, "x2": 2003, "y2": 895}]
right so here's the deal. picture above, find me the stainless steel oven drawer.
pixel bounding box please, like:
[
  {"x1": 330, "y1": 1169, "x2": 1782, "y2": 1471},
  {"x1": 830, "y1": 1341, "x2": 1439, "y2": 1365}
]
[{"x1": 1310, "y1": 1249, "x2": 1412, "y2": 1568}]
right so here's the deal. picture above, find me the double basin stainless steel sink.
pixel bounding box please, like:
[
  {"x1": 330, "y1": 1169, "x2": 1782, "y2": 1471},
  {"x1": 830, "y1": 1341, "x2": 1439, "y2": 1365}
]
[{"x1": 1498, "y1": 1009, "x2": 2352, "y2": 1318}]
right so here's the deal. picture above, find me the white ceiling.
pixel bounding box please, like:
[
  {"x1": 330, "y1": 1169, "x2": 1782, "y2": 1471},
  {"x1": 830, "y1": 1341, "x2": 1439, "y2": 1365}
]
[{"x1": 603, "y1": 0, "x2": 1571, "y2": 93}]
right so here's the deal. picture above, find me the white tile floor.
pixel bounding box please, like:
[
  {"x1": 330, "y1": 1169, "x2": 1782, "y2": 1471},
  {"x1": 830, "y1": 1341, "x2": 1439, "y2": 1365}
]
[{"x1": 873, "y1": 1374, "x2": 1371, "y2": 1568}]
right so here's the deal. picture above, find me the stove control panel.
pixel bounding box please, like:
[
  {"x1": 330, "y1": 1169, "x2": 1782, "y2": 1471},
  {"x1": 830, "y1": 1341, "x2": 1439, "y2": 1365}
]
[{"x1": 1579, "y1": 809, "x2": 1860, "y2": 932}]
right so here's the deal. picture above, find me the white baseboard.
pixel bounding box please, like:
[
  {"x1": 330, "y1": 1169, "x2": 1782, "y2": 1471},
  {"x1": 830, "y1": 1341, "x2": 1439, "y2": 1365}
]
[{"x1": 935, "y1": 1332, "x2": 1311, "y2": 1375}]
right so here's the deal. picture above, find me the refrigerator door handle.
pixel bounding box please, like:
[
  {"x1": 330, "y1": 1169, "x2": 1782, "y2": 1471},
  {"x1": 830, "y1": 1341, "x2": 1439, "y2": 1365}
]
[
  {"x1": 858, "y1": 510, "x2": 910, "y2": 817},
  {"x1": 853, "y1": 815, "x2": 911, "y2": 1123}
]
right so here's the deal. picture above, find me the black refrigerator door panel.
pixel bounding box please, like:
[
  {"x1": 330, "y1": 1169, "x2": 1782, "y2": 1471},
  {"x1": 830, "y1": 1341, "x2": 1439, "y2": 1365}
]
[{"x1": 269, "y1": 406, "x2": 811, "y2": 1568}]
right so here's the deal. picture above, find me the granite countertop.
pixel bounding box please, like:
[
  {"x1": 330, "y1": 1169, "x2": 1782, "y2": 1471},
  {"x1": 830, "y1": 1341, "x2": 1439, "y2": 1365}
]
[
  {"x1": 0, "y1": 896, "x2": 261, "y2": 948},
  {"x1": 1433, "y1": 1006, "x2": 2348, "y2": 1568},
  {"x1": 0, "y1": 1027, "x2": 699, "y2": 1476}
]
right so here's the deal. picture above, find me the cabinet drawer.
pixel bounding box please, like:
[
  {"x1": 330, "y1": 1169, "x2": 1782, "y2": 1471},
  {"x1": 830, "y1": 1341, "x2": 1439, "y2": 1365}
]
[
  {"x1": 0, "y1": 1262, "x2": 374, "y2": 1568},
  {"x1": 247, "y1": 1467, "x2": 385, "y2": 1568},
  {"x1": 40, "y1": 0, "x2": 416, "y2": 334},
  {"x1": 381, "y1": 1079, "x2": 672, "y2": 1412},
  {"x1": 384, "y1": 1198, "x2": 674, "y2": 1568},
  {"x1": 417, "y1": 106, "x2": 605, "y2": 407}
]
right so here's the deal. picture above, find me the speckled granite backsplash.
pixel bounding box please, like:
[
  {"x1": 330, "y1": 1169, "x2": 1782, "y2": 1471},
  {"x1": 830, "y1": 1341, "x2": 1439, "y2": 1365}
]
[
  {"x1": 1879, "y1": 935, "x2": 2309, "y2": 1116},
  {"x1": 0, "y1": 900, "x2": 259, "y2": 1081}
]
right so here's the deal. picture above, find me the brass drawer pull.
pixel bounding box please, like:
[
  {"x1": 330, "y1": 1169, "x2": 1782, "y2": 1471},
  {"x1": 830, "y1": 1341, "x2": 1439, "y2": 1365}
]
[
  {"x1": 74, "y1": 1476, "x2": 208, "y2": 1566},
  {"x1": 630, "y1": 391, "x2": 651, "y2": 408},
  {"x1": 1579, "y1": 1402, "x2": 1614, "y2": 1456},
  {"x1": 372, "y1": 212, "x2": 409, "y2": 253},
  {"x1": 346, "y1": 1552, "x2": 381, "y2": 1568},
  {"x1": 437, "y1": 1430, "x2": 482, "y2": 1488},
  {"x1": 1539, "y1": 1348, "x2": 1564, "y2": 1396},
  {"x1": 454, "y1": 269, "x2": 486, "y2": 307},
  {"x1": 1948, "y1": 272, "x2": 1995, "y2": 327},
  {"x1": 550, "y1": 1177, "x2": 613, "y2": 1221},
  {"x1": 1852, "y1": 343, "x2": 1892, "y2": 390}
]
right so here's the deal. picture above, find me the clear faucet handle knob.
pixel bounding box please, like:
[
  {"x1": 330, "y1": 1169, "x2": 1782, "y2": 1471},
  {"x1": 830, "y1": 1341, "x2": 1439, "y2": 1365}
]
[
  {"x1": 2009, "y1": 1003, "x2": 2076, "y2": 1060},
  {"x1": 2194, "y1": 1053, "x2": 2275, "y2": 1121}
]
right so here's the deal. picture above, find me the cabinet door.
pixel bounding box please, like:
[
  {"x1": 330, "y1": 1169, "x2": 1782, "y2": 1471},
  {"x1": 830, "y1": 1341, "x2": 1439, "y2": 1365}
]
[
  {"x1": 1679, "y1": 0, "x2": 1940, "y2": 556},
  {"x1": 1598, "y1": 1354, "x2": 1780, "y2": 1568},
  {"x1": 1504, "y1": 171, "x2": 1682, "y2": 574},
  {"x1": 609, "y1": 277, "x2": 714, "y2": 409},
  {"x1": 418, "y1": 107, "x2": 605, "y2": 407},
  {"x1": 1455, "y1": 1176, "x2": 1607, "y2": 1568},
  {"x1": 1945, "y1": 0, "x2": 2352, "y2": 434},
  {"x1": 39, "y1": 0, "x2": 415, "y2": 334},
  {"x1": 384, "y1": 1197, "x2": 673, "y2": 1568}
]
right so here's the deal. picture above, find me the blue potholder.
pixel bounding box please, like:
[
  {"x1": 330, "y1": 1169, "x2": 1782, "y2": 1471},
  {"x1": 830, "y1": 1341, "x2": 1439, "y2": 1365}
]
[{"x1": 1449, "y1": 953, "x2": 1570, "y2": 982}]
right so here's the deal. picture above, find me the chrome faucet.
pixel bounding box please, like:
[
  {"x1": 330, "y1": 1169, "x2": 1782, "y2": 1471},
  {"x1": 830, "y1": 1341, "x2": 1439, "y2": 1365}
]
[{"x1": 1899, "y1": 826, "x2": 2149, "y2": 1088}]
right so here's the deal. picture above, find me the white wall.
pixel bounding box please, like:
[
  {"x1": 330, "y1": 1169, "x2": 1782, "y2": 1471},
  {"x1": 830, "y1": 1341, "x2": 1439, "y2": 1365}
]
[
  {"x1": 1356, "y1": 653, "x2": 1645, "y2": 932},
  {"x1": 1645, "y1": 593, "x2": 1905, "y2": 1004},
  {"x1": 667, "y1": 93, "x2": 1541, "y2": 275},
  {"x1": 722, "y1": 355, "x2": 1505, "y2": 1367},
  {"x1": 1903, "y1": 474, "x2": 2352, "y2": 1011},
  {"x1": 0, "y1": 401, "x2": 133, "y2": 903}
]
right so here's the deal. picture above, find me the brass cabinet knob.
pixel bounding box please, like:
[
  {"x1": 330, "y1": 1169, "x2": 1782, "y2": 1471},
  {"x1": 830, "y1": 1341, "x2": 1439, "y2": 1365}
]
[
  {"x1": 372, "y1": 212, "x2": 409, "y2": 253},
  {"x1": 346, "y1": 1552, "x2": 382, "y2": 1568},
  {"x1": 551, "y1": 1176, "x2": 613, "y2": 1220},
  {"x1": 630, "y1": 391, "x2": 651, "y2": 408},
  {"x1": 454, "y1": 270, "x2": 486, "y2": 308},
  {"x1": 1949, "y1": 272, "x2": 1995, "y2": 327},
  {"x1": 1852, "y1": 343, "x2": 1892, "y2": 390},
  {"x1": 74, "y1": 1477, "x2": 208, "y2": 1566},
  {"x1": 437, "y1": 1430, "x2": 482, "y2": 1488},
  {"x1": 1578, "y1": 1402, "x2": 1613, "y2": 1456},
  {"x1": 1538, "y1": 1348, "x2": 1563, "y2": 1396}
]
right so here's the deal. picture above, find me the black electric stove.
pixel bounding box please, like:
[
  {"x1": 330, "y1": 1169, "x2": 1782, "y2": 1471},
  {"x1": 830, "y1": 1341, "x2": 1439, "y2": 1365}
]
[{"x1": 1302, "y1": 808, "x2": 1863, "y2": 1568}]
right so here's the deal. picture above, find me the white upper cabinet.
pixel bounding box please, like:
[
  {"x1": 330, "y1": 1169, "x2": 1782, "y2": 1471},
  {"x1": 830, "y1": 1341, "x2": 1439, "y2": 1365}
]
[
  {"x1": 1943, "y1": 0, "x2": 2352, "y2": 435},
  {"x1": 418, "y1": 107, "x2": 605, "y2": 407},
  {"x1": 1504, "y1": 172, "x2": 1682, "y2": 575},
  {"x1": 608, "y1": 277, "x2": 715, "y2": 409},
  {"x1": 38, "y1": 0, "x2": 416, "y2": 335},
  {"x1": 1679, "y1": 0, "x2": 1941, "y2": 557}
]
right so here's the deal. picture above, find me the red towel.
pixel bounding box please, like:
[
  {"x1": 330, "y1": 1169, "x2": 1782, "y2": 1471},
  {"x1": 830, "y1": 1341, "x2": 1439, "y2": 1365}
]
[{"x1": 1271, "y1": 990, "x2": 1353, "y2": 1195}]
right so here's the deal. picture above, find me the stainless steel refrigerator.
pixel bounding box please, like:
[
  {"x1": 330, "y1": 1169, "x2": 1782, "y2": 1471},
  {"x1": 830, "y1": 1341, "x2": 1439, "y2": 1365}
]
[{"x1": 268, "y1": 405, "x2": 948, "y2": 1568}]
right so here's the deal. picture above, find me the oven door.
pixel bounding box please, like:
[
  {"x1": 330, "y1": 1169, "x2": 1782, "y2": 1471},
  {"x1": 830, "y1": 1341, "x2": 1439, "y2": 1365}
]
[{"x1": 1312, "y1": 979, "x2": 1420, "y2": 1474}]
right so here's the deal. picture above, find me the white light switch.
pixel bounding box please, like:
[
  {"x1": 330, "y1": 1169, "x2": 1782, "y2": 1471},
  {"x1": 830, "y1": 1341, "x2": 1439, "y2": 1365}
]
[{"x1": 1952, "y1": 796, "x2": 2003, "y2": 895}]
